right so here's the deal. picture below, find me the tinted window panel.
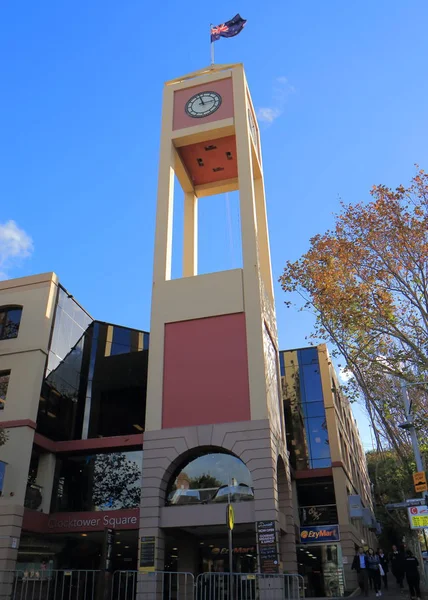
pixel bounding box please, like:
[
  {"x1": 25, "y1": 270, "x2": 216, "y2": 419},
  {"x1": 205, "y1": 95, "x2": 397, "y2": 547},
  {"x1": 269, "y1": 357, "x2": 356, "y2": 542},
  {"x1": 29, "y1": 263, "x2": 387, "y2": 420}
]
[
  {"x1": 302, "y1": 401, "x2": 326, "y2": 418},
  {"x1": 0, "y1": 307, "x2": 22, "y2": 340}
]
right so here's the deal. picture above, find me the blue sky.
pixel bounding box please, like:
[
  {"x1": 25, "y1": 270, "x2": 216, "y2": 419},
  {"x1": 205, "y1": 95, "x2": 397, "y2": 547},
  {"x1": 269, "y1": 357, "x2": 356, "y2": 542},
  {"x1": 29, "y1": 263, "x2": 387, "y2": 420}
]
[{"x1": 2, "y1": 1, "x2": 428, "y2": 448}]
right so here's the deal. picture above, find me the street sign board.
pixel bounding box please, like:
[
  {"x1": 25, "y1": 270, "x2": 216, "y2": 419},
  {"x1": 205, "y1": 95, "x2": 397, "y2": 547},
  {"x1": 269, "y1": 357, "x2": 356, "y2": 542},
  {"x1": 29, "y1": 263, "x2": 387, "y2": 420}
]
[
  {"x1": 413, "y1": 471, "x2": 427, "y2": 493},
  {"x1": 139, "y1": 536, "x2": 156, "y2": 572},
  {"x1": 408, "y1": 505, "x2": 428, "y2": 529},
  {"x1": 256, "y1": 521, "x2": 279, "y2": 574}
]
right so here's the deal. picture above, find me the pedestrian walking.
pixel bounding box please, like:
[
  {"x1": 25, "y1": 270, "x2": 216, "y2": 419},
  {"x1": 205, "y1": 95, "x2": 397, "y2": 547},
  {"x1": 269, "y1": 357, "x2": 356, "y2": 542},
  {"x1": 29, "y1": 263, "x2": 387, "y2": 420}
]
[
  {"x1": 404, "y1": 550, "x2": 421, "y2": 600},
  {"x1": 367, "y1": 548, "x2": 382, "y2": 597},
  {"x1": 390, "y1": 544, "x2": 405, "y2": 589},
  {"x1": 352, "y1": 547, "x2": 369, "y2": 597},
  {"x1": 377, "y1": 549, "x2": 389, "y2": 590}
]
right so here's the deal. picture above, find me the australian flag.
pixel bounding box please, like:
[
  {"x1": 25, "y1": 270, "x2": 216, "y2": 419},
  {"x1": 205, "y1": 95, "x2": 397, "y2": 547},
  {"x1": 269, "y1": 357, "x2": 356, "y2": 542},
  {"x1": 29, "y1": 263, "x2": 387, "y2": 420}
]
[{"x1": 211, "y1": 14, "x2": 247, "y2": 43}]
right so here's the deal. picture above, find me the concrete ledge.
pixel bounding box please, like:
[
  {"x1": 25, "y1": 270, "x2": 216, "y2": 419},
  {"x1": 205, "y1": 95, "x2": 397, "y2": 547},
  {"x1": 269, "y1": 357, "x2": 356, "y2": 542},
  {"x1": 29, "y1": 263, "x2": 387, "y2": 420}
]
[{"x1": 160, "y1": 500, "x2": 255, "y2": 528}]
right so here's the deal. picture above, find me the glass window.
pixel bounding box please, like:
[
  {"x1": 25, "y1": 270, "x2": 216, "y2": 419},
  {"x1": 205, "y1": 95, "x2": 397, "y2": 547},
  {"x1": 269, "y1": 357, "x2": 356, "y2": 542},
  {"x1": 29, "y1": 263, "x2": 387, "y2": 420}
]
[
  {"x1": 311, "y1": 458, "x2": 332, "y2": 469},
  {"x1": 306, "y1": 417, "x2": 331, "y2": 462},
  {"x1": 167, "y1": 452, "x2": 253, "y2": 506},
  {"x1": 0, "y1": 370, "x2": 10, "y2": 410},
  {"x1": 297, "y1": 348, "x2": 318, "y2": 366},
  {"x1": 47, "y1": 288, "x2": 92, "y2": 375},
  {"x1": 301, "y1": 364, "x2": 323, "y2": 402},
  {"x1": 297, "y1": 478, "x2": 336, "y2": 506},
  {"x1": 38, "y1": 319, "x2": 148, "y2": 441},
  {"x1": 303, "y1": 401, "x2": 325, "y2": 418},
  {"x1": 0, "y1": 306, "x2": 23, "y2": 340},
  {"x1": 51, "y1": 450, "x2": 142, "y2": 512},
  {"x1": 279, "y1": 352, "x2": 285, "y2": 376},
  {"x1": 111, "y1": 326, "x2": 132, "y2": 355}
]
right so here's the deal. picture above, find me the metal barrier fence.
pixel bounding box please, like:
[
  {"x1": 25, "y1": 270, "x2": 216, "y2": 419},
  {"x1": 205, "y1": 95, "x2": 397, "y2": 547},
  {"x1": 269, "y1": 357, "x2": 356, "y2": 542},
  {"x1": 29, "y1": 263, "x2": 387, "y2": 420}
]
[
  {"x1": 112, "y1": 571, "x2": 195, "y2": 600},
  {"x1": 0, "y1": 569, "x2": 99, "y2": 600},
  {"x1": 0, "y1": 570, "x2": 304, "y2": 600},
  {"x1": 195, "y1": 573, "x2": 304, "y2": 600},
  {"x1": 111, "y1": 571, "x2": 303, "y2": 600}
]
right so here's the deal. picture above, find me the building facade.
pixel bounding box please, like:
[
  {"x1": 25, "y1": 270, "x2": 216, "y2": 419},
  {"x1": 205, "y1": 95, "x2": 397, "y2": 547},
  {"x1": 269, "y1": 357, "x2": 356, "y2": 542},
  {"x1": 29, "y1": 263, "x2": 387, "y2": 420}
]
[
  {"x1": 0, "y1": 64, "x2": 376, "y2": 598},
  {"x1": 280, "y1": 345, "x2": 378, "y2": 596},
  {"x1": 0, "y1": 274, "x2": 147, "y2": 585}
]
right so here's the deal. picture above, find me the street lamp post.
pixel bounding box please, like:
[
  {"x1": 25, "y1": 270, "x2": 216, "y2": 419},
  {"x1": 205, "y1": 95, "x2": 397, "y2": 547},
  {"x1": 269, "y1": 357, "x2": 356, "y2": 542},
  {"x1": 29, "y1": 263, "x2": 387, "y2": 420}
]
[{"x1": 398, "y1": 379, "x2": 427, "y2": 580}]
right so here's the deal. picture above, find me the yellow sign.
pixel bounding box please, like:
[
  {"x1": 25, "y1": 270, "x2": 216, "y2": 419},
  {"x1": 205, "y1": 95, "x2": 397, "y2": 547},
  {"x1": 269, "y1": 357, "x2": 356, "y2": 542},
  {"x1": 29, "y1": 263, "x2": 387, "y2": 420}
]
[
  {"x1": 408, "y1": 506, "x2": 428, "y2": 530},
  {"x1": 410, "y1": 515, "x2": 428, "y2": 528},
  {"x1": 413, "y1": 471, "x2": 427, "y2": 493},
  {"x1": 227, "y1": 504, "x2": 235, "y2": 531}
]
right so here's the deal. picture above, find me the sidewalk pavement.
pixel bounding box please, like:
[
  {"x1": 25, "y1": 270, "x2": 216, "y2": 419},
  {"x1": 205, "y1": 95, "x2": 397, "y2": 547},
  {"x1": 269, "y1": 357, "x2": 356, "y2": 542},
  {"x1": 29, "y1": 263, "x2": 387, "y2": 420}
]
[{"x1": 355, "y1": 581, "x2": 426, "y2": 600}]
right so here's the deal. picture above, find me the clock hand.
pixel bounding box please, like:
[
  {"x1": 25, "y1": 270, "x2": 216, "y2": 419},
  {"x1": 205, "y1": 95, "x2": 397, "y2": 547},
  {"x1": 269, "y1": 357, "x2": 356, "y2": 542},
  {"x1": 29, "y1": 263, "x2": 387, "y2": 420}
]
[{"x1": 198, "y1": 94, "x2": 205, "y2": 106}]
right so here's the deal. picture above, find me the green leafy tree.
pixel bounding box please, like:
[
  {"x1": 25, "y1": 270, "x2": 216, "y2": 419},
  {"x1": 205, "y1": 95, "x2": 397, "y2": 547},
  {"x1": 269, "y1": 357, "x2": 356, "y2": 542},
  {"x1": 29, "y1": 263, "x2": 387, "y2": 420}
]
[
  {"x1": 189, "y1": 474, "x2": 222, "y2": 489},
  {"x1": 366, "y1": 448, "x2": 428, "y2": 549}
]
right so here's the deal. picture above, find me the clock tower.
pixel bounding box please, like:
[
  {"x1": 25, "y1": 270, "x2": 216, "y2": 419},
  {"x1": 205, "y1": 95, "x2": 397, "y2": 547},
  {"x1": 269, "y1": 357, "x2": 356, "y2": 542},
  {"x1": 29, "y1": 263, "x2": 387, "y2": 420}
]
[{"x1": 139, "y1": 63, "x2": 297, "y2": 584}]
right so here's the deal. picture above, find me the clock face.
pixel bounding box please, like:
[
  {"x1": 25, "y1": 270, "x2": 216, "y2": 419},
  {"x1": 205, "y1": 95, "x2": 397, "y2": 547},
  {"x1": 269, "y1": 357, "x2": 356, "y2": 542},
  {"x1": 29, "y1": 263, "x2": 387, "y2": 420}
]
[{"x1": 185, "y1": 91, "x2": 222, "y2": 118}]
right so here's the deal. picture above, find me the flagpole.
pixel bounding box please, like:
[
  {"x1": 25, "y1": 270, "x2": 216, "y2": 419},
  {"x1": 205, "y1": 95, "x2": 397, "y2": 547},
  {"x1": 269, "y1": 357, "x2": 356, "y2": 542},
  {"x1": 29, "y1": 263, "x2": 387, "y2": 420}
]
[{"x1": 210, "y1": 23, "x2": 214, "y2": 65}]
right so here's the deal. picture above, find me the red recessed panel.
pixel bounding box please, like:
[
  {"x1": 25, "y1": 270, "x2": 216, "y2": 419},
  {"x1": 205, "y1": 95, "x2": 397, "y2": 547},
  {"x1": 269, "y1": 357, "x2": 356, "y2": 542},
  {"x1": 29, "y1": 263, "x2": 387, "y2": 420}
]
[
  {"x1": 178, "y1": 135, "x2": 237, "y2": 186},
  {"x1": 162, "y1": 314, "x2": 251, "y2": 429}
]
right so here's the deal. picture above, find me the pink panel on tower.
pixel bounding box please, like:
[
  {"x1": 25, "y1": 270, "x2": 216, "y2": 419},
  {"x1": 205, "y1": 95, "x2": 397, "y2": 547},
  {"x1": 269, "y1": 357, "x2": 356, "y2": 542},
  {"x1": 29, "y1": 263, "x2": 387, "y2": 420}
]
[
  {"x1": 162, "y1": 313, "x2": 251, "y2": 428},
  {"x1": 173, "y1": 78, "x2": 234, "y2": 131}
]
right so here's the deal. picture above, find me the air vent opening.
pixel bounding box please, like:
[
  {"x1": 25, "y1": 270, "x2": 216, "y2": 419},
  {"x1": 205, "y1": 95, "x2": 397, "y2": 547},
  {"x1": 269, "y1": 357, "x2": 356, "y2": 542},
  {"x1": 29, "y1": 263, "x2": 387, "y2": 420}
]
[
  {"x1": 196, "y1": 158, "x2": 204, "y2": 167},
  {"x1": 204, "y1": 145, "x2": 217, "y2": 151},
  {"x1": 225, "y1": 152, "x2": 233, "y2": 160},
  {"x1": 212, "y1": 167, "x2": 224, "y2": 173}
]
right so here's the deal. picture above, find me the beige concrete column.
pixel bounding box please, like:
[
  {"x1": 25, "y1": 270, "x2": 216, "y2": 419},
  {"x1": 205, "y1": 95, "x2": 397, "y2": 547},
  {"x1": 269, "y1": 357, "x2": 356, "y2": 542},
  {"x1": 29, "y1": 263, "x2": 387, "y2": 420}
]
[
  {"x1": 35, "y1": 453, "x2": 56, "y2": 514},
  {"x1": 0, "y1": 505, "x2": 23, "y2": 570},
  {"x1": 280, "y1": 531, "x2": 298, "y2": 574},
  {"x1": 232, "y1": 67, "x2": 268, "y2": 424},
  {"x1": 0, "y1": 504, "x2": 23, "y2": 599},
  {"x1": 152, "y1": 84, "x2": 175, "y2": 284},
  {"x1": 253, "y1": 177, "x2": 274, "y2": 303},
  {"x1": 183, "y1": 192, "x2": 198, "y2": 277}
]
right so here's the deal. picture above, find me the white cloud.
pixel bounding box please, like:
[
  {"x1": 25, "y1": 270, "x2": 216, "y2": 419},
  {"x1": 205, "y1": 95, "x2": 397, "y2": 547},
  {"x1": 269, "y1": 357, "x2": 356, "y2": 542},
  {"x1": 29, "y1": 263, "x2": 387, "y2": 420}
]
[
  {"x1": 257, "y1": 76, "x2": 295, "y2": 124},
  {"x1": 257, "y1": 108, "x2": 282, "y2": 124},
  {"x1": 339, "y1": 366, "x2": 354, "y2": 383},
  {"x1": 0, "y1": 220, "x2": 34, "y2": 279}
]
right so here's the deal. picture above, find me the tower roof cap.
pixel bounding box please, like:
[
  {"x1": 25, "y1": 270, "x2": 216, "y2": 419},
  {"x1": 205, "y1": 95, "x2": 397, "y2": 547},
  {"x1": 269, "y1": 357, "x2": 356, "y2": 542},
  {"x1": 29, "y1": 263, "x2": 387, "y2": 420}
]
[{"x1": 165, "y1": 63, "x2": 243, "y2": 86}]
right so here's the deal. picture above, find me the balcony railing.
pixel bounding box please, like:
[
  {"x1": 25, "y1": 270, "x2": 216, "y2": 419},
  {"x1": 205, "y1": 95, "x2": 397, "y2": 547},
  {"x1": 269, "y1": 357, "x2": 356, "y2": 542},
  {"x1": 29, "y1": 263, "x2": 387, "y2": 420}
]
[
  {"x1": 299, "y1": 504, "x2": 338, "y2": 526},
  {"x1": 24, "y1": 483, "x2": 43, "y2": 510}
]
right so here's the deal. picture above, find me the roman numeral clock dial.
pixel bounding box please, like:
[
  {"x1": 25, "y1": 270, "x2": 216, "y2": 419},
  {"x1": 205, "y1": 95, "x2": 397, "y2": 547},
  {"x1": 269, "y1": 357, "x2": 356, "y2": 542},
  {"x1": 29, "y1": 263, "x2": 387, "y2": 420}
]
[{"x1": 185, "y1": 91, "x2": 222, "y2": 118}]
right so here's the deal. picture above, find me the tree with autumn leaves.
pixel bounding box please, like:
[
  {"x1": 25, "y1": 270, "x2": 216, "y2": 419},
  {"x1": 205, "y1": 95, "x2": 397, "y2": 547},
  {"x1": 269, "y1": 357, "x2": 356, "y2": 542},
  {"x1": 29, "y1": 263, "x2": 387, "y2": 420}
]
[{"x1": 280, "y1": 168, "x2": 428, "y2": 529}]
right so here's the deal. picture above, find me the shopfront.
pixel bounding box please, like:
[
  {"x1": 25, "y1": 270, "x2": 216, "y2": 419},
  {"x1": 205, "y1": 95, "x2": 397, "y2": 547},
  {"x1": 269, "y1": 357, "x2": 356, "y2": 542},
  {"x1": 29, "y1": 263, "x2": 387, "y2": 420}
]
[
  {"x1": 17, "y1": 528, "x2": 139, "y2": 573},
  {"x1": 20, "y1": 506, "x2": 140, "y2": 575},
  {"x1": 298, "y1": 526, "x2": 345, "y2": 597},
  {"x1": 297, "y1": 543, "x2": 344, "y2": 598}
]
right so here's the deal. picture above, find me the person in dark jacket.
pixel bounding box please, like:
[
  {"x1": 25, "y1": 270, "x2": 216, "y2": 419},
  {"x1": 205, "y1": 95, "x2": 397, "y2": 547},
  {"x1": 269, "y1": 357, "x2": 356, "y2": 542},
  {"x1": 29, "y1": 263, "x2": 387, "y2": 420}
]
[
  {"x1": 404, "y1": 550, "x2": 421, "y2": 600},
  {"x1": 352, "y1": 547, "x2": 369, "y2": 597},
  {"x1": 390, "y1": 544, "x2": 405, "y2": 588},
  {"x1": 377, "y1": 548, "x2": 389, "y2": 590},
  {"x1": 367, "y1": 548, "x2": 382, "y2": 596}
]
